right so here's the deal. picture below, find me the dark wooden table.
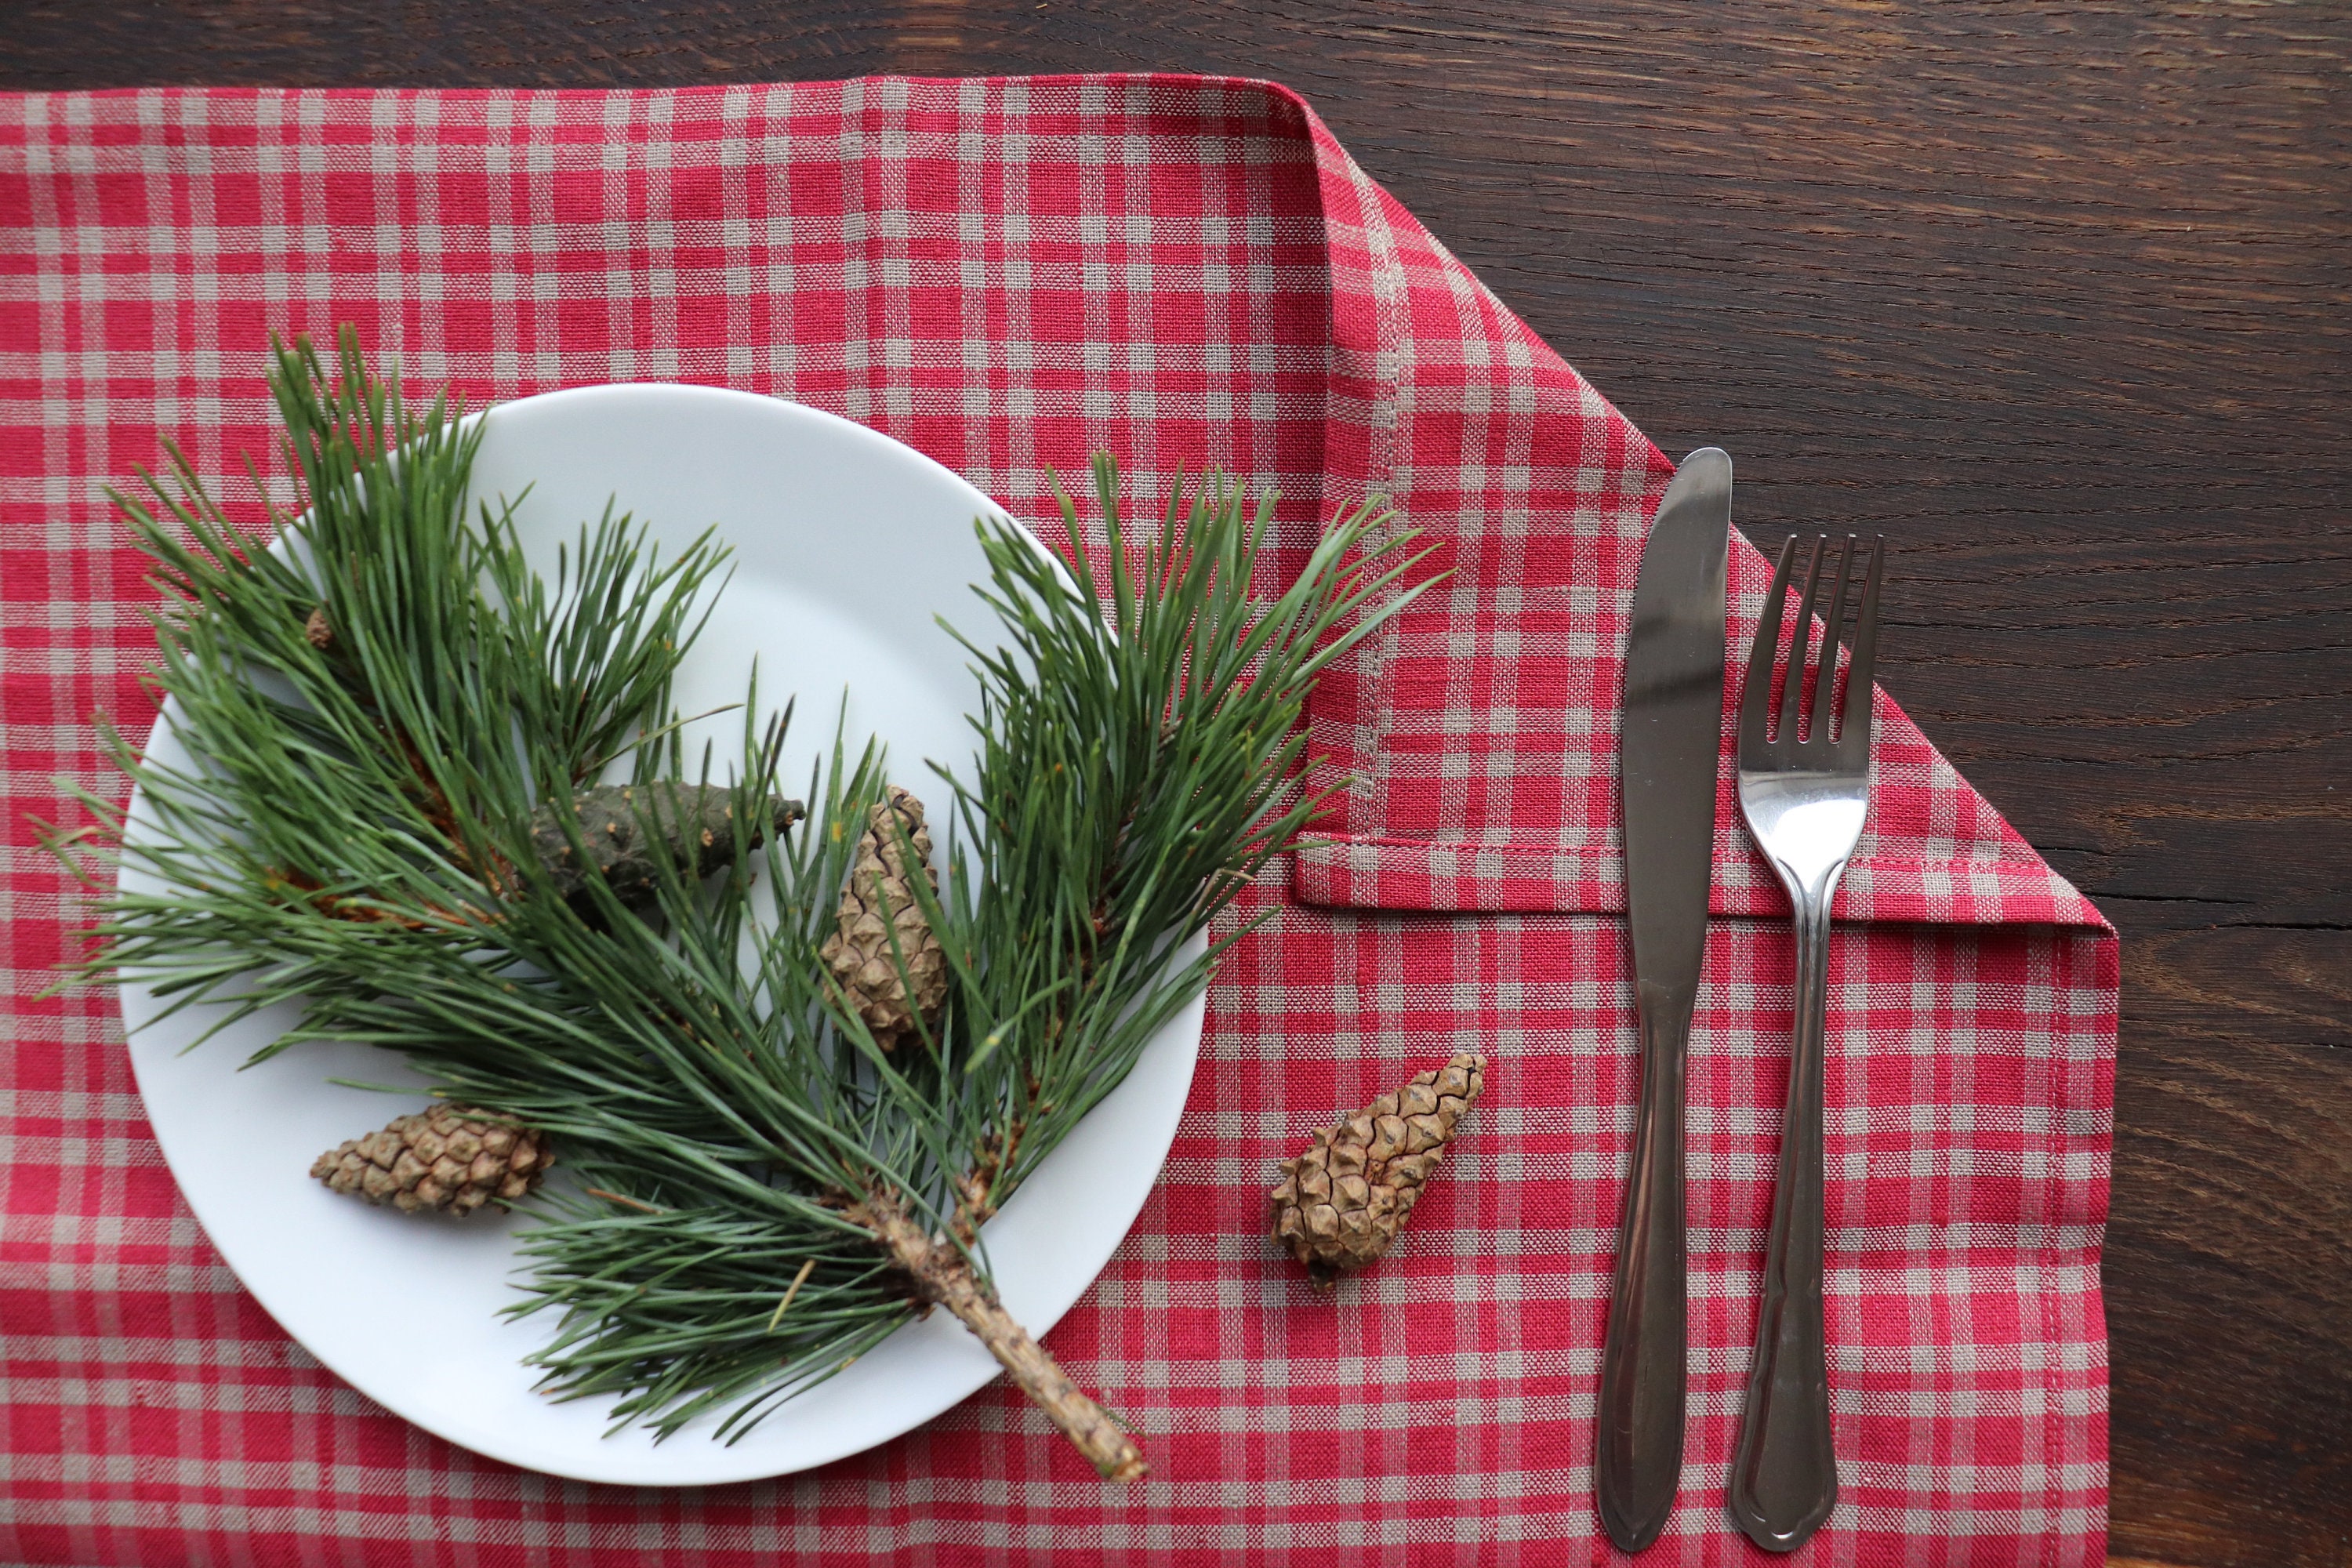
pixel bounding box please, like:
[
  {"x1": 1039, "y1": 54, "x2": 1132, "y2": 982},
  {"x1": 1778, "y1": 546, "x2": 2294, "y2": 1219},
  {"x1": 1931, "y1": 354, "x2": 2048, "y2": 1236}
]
[{"x1": 5, "y1": 5, "x2": 2345, "y2": 1564}]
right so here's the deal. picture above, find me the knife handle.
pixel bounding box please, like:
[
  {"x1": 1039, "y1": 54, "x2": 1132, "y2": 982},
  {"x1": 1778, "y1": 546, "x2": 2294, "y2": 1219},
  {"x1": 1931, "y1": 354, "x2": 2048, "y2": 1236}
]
[
  {"x1": 1729, "y1": 891, "x2": 1839, "y2": 1552},
  {"x1": 1595, "y1": 984, "x2": 1690, "y2": 1553}
]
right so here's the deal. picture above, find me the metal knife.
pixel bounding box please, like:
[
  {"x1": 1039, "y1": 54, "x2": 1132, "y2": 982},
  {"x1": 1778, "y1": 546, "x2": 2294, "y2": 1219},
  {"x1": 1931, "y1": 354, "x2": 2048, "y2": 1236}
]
[{"x1": 1595, "y1": 447, "x2": 1731, "y2": 1553}]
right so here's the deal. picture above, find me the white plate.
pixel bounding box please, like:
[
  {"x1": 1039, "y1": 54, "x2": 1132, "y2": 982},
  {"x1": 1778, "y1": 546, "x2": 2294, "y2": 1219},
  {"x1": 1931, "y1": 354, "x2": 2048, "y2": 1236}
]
[{"x1": 119, "y1": 386, "x2": 1205, "y2": 1486}]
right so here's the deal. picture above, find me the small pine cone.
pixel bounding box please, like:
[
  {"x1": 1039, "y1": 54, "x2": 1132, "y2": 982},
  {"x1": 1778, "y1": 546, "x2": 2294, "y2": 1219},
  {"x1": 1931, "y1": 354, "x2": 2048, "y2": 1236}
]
[
  {"x1": 820, "y1": 786, "x2": 949, "y2": 1051},
  {"x1": 528, "y1": 784, "x2": 804, "y2": 916},
  {"x1": 310, "y1": 1102, "x2": 552, "y2": 1218},
  {"x1": 1270, "y1": 1053, "x2": 1486, "y2": 1292},
  {"x1": 303, "y1": 605, "x2": 334, "y2": 650}
]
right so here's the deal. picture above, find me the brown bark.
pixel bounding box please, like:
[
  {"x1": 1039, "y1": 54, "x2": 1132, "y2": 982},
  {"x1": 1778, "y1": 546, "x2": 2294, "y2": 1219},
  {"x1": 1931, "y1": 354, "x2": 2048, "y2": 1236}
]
[{"x1": 855, "y1": 1188, "x2": 1145, "y2": 1482}]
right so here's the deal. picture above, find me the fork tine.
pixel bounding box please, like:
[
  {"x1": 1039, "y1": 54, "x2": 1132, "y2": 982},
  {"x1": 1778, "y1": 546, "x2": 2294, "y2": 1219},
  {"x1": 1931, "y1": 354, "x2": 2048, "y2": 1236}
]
[
  {"x1": 1815, "y1": 535, "x2": 1858, "y2": 739},
  {"x1": 1741, "y1": 535, "x2": 1798, "y2": 750},
  {"x1": 1838, "y1": 537, "x2": 1886, "y2": 750},
  {"x1": 1779, "y1": 535, "x2": 1827, "y2": 743}
]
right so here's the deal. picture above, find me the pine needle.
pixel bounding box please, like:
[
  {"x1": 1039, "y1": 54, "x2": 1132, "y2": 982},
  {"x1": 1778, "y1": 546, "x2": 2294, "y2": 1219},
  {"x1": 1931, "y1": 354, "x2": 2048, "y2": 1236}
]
[
  {"x1": 585, "y1": 1188, "x2": 670, "y2": 1215},
  {"x1": 766, "y1": 1258, "x2": 818, "y2": 1333}
]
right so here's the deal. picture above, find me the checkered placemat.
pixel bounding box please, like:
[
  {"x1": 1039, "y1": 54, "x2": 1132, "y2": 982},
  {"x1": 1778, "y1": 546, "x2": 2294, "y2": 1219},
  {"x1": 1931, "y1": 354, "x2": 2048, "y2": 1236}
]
[{"x1": 1, "y1": 77, "x2": 2112, "y2": 1566}]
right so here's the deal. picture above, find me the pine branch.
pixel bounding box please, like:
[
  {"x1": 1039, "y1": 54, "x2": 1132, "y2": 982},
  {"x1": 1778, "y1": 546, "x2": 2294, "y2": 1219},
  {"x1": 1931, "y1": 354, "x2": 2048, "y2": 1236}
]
[
  {"x1": 49, "y1": 332, "x2": 1439, "y2": 1479},
  {"x1": 57, "y1": 328, "x2": 731, "y2": 1047}
]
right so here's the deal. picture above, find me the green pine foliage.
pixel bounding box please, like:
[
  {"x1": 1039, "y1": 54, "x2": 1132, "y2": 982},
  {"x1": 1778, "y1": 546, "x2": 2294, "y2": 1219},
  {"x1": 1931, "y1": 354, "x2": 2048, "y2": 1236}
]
[{"x1": 49, "y1": 329, "x2": 1432, "y2": 1452}]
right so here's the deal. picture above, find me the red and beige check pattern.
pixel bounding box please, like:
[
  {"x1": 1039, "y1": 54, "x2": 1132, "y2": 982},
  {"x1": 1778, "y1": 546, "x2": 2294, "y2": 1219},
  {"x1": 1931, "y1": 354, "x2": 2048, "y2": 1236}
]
[{"x1": 1, "y1": 78, "x2": 2114, "y2": 1565}]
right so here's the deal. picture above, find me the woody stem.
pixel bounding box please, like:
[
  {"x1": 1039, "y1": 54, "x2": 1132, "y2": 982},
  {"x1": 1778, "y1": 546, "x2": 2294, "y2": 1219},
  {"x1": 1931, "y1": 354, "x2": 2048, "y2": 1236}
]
[{"x1": 857, "y1": 1188, "x2": 1145, "y2": 1482}]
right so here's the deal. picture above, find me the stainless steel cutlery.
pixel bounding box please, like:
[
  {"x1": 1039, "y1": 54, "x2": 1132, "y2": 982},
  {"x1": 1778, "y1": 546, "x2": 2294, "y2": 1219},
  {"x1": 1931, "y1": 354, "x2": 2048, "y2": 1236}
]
[
  {"x1": 1726, "y1": 532, "x2": 1886, "y2": 1554},
  {"x1": 1599, "y1": 470, "x2": 1886, "y2": 1554},
  {"x1": 1596, "y1": 448, "x2": 1731, "y2": 1554}
]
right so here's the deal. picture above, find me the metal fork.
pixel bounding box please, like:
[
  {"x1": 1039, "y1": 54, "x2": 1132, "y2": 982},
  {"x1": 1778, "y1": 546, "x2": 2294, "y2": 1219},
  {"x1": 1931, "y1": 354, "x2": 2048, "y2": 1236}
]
[{"x1": 1726, "y1": 533, "x2": 1885, "y2": 1553}]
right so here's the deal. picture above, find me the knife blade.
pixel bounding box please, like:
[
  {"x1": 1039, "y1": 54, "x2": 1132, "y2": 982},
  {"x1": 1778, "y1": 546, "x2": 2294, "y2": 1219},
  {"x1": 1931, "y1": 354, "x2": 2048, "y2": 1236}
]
[{"x1": 1595, "y1": 447, "x2": 1731, "y2": 1553}]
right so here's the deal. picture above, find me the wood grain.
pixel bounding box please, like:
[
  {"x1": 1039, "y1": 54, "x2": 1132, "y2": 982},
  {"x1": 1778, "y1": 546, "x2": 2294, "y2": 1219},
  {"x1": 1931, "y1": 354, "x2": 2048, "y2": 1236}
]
[{"x1": 5, "y1": 4, "x2": 2348, "y2": 1563}]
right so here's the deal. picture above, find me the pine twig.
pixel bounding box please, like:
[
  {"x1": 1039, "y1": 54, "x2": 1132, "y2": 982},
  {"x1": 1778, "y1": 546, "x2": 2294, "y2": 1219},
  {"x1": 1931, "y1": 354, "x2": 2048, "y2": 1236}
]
[{"x1": 851, "y1": 1188, "x2": 1145, "y2": 1482}]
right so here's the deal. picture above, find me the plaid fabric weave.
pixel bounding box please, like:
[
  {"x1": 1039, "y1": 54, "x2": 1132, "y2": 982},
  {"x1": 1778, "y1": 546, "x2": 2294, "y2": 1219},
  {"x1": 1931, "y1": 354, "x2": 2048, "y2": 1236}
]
[{"x1": 0, "y1": 77, "x2": 2114, "y2": 1565}]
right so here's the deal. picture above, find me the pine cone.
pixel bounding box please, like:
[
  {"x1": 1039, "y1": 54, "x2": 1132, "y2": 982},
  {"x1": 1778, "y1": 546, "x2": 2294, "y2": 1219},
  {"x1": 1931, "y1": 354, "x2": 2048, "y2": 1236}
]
[
  {"x1": 820, "y1": 786, "x2": 949, "y2": 1051},
  {"x1": 1270, "y1": 1053, "x2": 1486, "y2": 1292},
  {"x1": 529, "y1": 783, "x2": 803, "y2": 916},
  {"x1": 311, "y1": 1102, "x2": 552, "y2": 1217}
]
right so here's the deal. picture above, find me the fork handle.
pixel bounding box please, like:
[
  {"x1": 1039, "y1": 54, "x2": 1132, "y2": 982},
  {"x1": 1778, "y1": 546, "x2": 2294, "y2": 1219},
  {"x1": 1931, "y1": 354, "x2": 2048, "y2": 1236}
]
[{"x1": 1729, "y1": 888, "x2": 1838, "y2": 1552}]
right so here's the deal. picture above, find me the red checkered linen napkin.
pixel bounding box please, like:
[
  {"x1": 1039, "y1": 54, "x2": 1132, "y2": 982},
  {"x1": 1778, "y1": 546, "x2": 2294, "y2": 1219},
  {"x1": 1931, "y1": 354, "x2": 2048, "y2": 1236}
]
[{"x1": 1, "y1": 77, "x2": 2114, "y2": 1566}]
